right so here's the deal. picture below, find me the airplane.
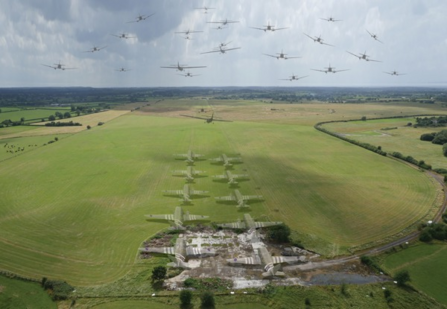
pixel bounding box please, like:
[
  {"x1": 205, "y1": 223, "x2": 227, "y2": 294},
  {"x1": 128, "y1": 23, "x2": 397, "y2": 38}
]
[
  {"x1": 264, "y1": 50, "x2": 300, "y2": 60},
  {"x1": 42, "y1": 61, "x2": 76, "y2": 70},
  {"x1": 321, "y1": 16, "x2": 342, "y2": 22},
  {"x1": 174, "y1": 150, "x2": 204, "y2": 164},
  {"x1": 346, "y1": 51, "x2": 381, "y2": 62},
  {"x1": 212, "y1": 170, "x2": 249, "y2": 185},
  {"x1": 139, "y1": 236, "x2": 216, "y2": 269},
  {"x1": 250, "y1": 22, "x2": 288, "y2": 32},
  {"x1": 163, "y1": 184, "x2": 208, "y2": 203},
  {"x1": 384, "y1": 70, "x2": 405, "y2": 76},
  {"x1": 213, "y1": 25, "x2": 228, "y2": 30},
  {"x1": 83, "y1": 46, "x2": 107, "y2": 53},
  {"x1": 201, "y1": 44, "x2": 241, "y2": 55},
  {"x1": 196, "y1": 6, "x2": 215, "y2": 14},
  {"x1": 215, "y1": 189, "x2": 263, "y2": 208},
  {"x1": 161, "y1": 62, "x2": 207, "y2": 72},
  {"x1": 180, "y1": 112, "x2": 231, "y2": 123},
  {"x1": 217, "y1": 213, "x2": 282, "y2": 230},
  {"x1": 209, "y1": 154, "x2": 242, "y2": 167},
  {"x1": 116, "y1": 68, "x2": 130, "y2": 72},
  {"x1": 175, "y1": 29, "x2": 203, "y2": 36},
  {"x1": 111, "y1": 33, "x2": 136, "y2": 39},
  {"x1": 366, "y1": 29, "x2": 383, "y2": 43},
  {"x1": 127, "y1": 13, "x2": 155, "y2": 23},
  {"x1": 145, "y1": 206, "x2": 209, "y2": 229},
  {"x1": 312, "y1": 64, "x2": 349, "y2": 74},
  {"x1": 280, "y1": 74, "x2": 308, "y2": 81},
  {"x1": 207, "y1": 19, "x2": 239, "y2": 26},
  {"x1": 303, "y1": 33, "x2": 334, "y2": 46},
  {"x1": 227, "y1": 246, "x2": 304, "y2": 277},
  {"x1": 172, "y1": 166, "x2": 205, "y2": 182},
  {"x1": 177, "y1": 72, "x2": 200, "y2": 77}
]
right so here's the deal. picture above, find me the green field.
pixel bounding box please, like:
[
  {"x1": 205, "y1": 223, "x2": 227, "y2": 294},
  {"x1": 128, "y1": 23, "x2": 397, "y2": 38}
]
[
  {"x1": 0, "y1": 108, "x2": 69, "y2": 123},
  {"x1": 381, "y1": 243, "x2": 447, "y2": 306},
  {"x1": 324, "y1": 117, "x2": 447, "y2": 170},
  {"x1": 0, "y1": 276, "x2": 56, "y2": 309},
  {"x1": 0, "y1": 101, "x2": 443, "y2": 287}
]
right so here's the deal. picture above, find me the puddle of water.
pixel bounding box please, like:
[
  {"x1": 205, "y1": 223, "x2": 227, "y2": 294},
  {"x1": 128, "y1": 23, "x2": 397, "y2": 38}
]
[{"x1": 308, "y1": 272, "x2": 388, "y2": 285}]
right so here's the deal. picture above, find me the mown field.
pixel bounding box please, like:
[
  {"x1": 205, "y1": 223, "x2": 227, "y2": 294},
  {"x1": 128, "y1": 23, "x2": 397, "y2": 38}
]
[
  {"x1": 0, "y1": 275, "x2": 56, "y2": 309},
  {"x1": 0, "y1": 100, "x2": 444, "y2": 288},
  {"x1": 323, "y1": 117, "x2": 447, "y2": 170},
  {"x1": 380, "y1": 243, "x2": 447, "y2": 306}
]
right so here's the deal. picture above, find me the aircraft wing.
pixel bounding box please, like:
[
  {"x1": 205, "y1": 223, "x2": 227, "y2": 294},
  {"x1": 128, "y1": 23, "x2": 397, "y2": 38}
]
[
  {"x1": 212, "y1": 174, "x2": 228, "y2": 180},
  {"x1": 186, "y1": 246, "x2": 216, "y2": 257},
  {"x1": 273, "y1": 27, "x2": 288, "y2": 31},
  {"x1": 232, "y1": 174, "x2": 249, "y2": 179},
  {"x1": 213, "y1": 118, "x2": 233, "y2": 122},
  {"x1": 201, "y1": 50, "x2": 220, "y2": 54},
  {"x1": 160, "y1": 66, "x2": 178, "y2": 69},
  {"x1": 227, "y1": 256, "x2": 262, "y2": 265},
  {"x1": 172, "y1": 170, "x2": 188, "y2": 175},
  {"x1": 180, "y1": 114, "x2": 208, "y2": 120},
  {"x1": 183, "y1": 213, "x2": 209, "y2": 222},
  {"x1": 263, "y1": 53, "x2": 277, "y2": 58},
  {"x1": 190, "y1": 189, "x2": 209, "y2": 195},
  {"x1": 183, "y1": 66, "x2": 207, "y2": 69},
  {"x1": 217, "y1": 221, "x2": 247, "y2": 229},
  {"x1": 209, "y1": 157, "x2": 224, "y2": 163},
  {"x1": 242, "y1": 195, "x2": 264, "y2": 201},
  {"x1": 346, "y1": 51, "x2": 360, "y2": 58},
  {"x1": 285, "y1": 56, "x2": 301, "y2": 59},
  {"x1": 226, "y1": 157, "x2": 242, "y2": 162},
  {"x1": 303, "y1": 33, "x2": 315, "y2": 40},
  {"x1": 42, "y1": 64, "x2": 57, "y2": 69},
  {"x1": 333, "y1": 69, "x2": 349, "y2": 73},
  {"x1": 272, "y1": 256, "x2": 303, "y2": 264},
  {"x1": 321, "y1": 41, "x2": 334, "y2": 47},
  {"x1": 145, "y1": 214, "x2": 173, "y2": 220},
  {"x1": 250, "y1": 27, "x2": 266, "y2": 31},
  {"x1": 139, "y1": 246, "x2": 175, "y2": 255},
  {"x1": 252, "y1": 221, "x2": 283, "y2": 228},
  {"x1": 311, "y1": 69, "x2": 327, "y2": 73},
  {"x1": 366, "y1": 58, "x2": 381, "y2": 62},
  {"x1": 223, "y1": 47, "x2": 241, "y2": 52},
  {"x1": 215, "y1": 195, "x2": 237, "y2": 202},
  {"x1": 162, "y1": 190, "x2": 183, "y2": 195}
]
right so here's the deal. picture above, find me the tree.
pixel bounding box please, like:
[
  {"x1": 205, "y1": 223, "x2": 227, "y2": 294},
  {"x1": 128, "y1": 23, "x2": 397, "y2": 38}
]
[
  {"x1": 20, "y1": 117, "x2": 25, "y2": 123},
  {"x1": 200, "y1": 291, "x2": 215, "y2": 309},
  {"x1": 420, "y1": 132, "x2": 436, "y2": 141},
  {"x1": 267, "y1": 224, "x2": 291, "y2": 243},
  {"x1": 63, "y1": 112, "x2": 71, "y2": 118},
  {"x1": 54, "y1": 137, "x2": 59, "y2": 142},
  {"x1": 443, "y1": 143, "x2": 447, "y2": 157},
  {"x1": 87, "y1": 125, "x2": 91, "y2": 130},
  {"x1": 151, "y1": 266, "x2": 167, "y2": 282},
  {"x1": 180, "y1": 290, "x2": 193, "y2": 307},
  {"x1": 361, "y1": 116, "x2": 367, "y2": 121},
  {"x1": 432, "y1": 130, "x2": 447, "y2": 145},
  {"x1": 48, "y1": 115, "x2": 56, "y2": 121},
  {"x1": 394, "y1": 270, "x2": 411, "y2": 286}
]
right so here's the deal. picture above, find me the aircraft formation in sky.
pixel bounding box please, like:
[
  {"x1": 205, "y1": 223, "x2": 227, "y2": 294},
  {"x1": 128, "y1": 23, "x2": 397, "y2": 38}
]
[{"x1": 41, "y1": 8, "x2": 405, "y2": 80}]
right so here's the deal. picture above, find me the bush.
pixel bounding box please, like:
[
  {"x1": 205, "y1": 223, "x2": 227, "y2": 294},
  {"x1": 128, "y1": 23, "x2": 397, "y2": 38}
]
[
  {"x1": 267, "y1": 224, "x2": 291, "y2": 243},
  {"x1": 394, "y1": 270, "x2": 411, "y2": 286},
  {"x1": 432, "y1": 130, "x2": 447, "y2": 145},
  {"x1": 419, "y1": 230, "x2": 433, "y2": 242},
  {"x1": 443, "y1": 143, "x2": 447, "y2": 157},
  {"x1": 151, "y1": 266, "x2": 167, "y2": 282},
  {"x1": 180, "y1": 290, "x2": 193, "y2": 307},
  {"x1": 200, "y1": 291, "x2": 215, "y2": 308},
  {"x1": 420, "y1": 132, "x2": 436, "y2": 141}
]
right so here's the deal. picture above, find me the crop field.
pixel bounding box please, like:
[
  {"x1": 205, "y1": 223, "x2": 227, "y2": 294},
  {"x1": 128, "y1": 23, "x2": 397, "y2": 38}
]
[
  {"x1": 0, "y1": 101, "x2": 444, "y2": 287},
  {"x1": 323, "y1": 117, "x2": 447, "y2": 170},
  {"x1": 380, "y1": 243, "x2": 447, "y2": 306},
  {"x1": 0, "y1": 108, "x2": 69, "y2": 123}
]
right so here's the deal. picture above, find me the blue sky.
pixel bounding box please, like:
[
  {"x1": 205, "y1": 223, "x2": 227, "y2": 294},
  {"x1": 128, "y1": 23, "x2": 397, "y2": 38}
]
[{"x1": 1, "y1": 0, "x2": 446, "y2": 87}]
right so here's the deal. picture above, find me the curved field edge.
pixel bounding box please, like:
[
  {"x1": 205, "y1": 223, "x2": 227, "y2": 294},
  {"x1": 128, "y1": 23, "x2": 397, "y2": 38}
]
[
  {"x1": 380, "y1": 243, "x2": 447, "y2": 306},
  {"x1": 0, "y1": 113, "x2": 439, "y2": 285}
]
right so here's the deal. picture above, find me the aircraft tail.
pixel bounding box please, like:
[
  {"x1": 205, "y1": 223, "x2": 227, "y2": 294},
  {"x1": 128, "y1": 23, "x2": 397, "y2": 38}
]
[
  {"x1": 262, "y1": 264, "x2": 284, "y2": 277},
  {"x1": 167, "y1": 256, "x2": 190, "y2": 269}
]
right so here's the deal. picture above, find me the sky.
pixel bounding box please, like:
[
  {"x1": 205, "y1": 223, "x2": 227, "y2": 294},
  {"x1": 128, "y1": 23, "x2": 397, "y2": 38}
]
[{"x1": 1, "y1": 0, "x2": 447, "y2": 88}]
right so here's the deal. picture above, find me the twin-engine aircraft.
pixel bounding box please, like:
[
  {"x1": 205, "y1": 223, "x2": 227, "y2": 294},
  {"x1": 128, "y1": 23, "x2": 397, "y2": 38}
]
[
  {"x1": 212, "y1": 170, "x2": 249, "y2": 185},
  {"x1": 172, "y1": 166, "x2": 205, "y2": 182},
  {"x1": 174, "y1": 150, "x2": 204, "y2": 164},
  {"x1": 227, "y1": 246, "x2": 304, "y2": 277},
  {"x1": 145, "y1": 206, "x2": 209, "y2": 229},
  {"x1": 209, "y1": 154, "x2": 242, "y2": 167},
  {"x1": 163, "y1": 184, "x2": 208, "y2": 203},
  {"x1": 217, "y1": 213, "x2": 282, "y2": 230},
  {"x1": 215, "y1": 189, "x2": 263, "y2": 208},
  {"x1": 139, "y1": 236, "x2": 216, "y2": 269}
]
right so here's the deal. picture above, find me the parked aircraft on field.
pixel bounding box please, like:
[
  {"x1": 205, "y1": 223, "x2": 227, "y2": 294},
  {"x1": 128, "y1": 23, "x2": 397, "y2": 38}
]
[
  {"x1": 174, "y1": 150, "x2": 204, "y2": 164},
  {"x1": 172, "y1": 166, "x2": 205, "y2": 182},
  {"x1": 217, "y1": 213, "x2": 282, "y2": 230},
  {"x1": 212, "y1": 170, "x2": 249, "y2": 185},
  {"x1": 145, "y1": 206, "x2": 209, "y2": 229},
  {"x1": 163, "y1": 184, "x2": 208, "y2": 203},
  {"x1": 180, "y1": 112, "x2": 231, "y2": 123},
  {"x1": 209, "y1": 154, "x2": 242, "y2": 167},
  {"x1": 215, "y1": 189, "x2": 263, "y2": 208}
]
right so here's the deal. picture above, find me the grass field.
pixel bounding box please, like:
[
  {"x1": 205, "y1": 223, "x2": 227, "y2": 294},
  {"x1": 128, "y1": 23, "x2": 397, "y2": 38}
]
[
  {"x1": 0, "y1": 108, "x2": 69, "y2": 123},
  {"x1": 0, "y1": 276, "x2": 56, "y2": 309},
  {"x1": 380, "y1": 243, "x2": 447, "y2": 306},
  {"x1": 0, "y1": 101, "x2": 444, "y2": 287},
  {"x1": 324, "y1": 117, "x2": 447, "y2": 170}
]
